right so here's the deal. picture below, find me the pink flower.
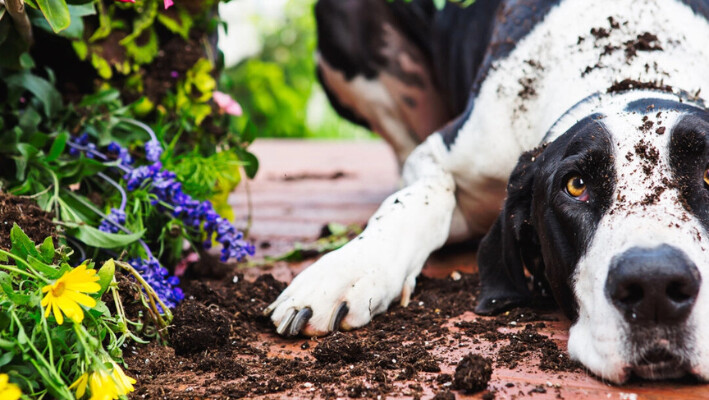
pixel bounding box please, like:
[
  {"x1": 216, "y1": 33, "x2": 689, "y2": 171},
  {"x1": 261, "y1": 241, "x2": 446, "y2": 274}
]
[{"x1": 213, "y1": 91, "x2": 243, "y2": 116}]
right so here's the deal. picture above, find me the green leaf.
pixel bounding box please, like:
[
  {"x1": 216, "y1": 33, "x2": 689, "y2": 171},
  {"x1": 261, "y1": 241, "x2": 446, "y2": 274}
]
[
  {"x1": 46, "y1": 132, "x2": 69, "y2": 162},
  {"x1": 10, "y1": 223, "x2": 39, "y2": 260},
  {"x1": 0, "y1": 272, "x2": 31, "y2": 305},
  {"x1": 91, "y1": 53, "x2": 112, "y2": 80},
  {"x1": 71, "y1": 225, "x2": 145, "y2": 249},
  {"x1": 235, "y1": 148, "x2": 259, "y2": 179},
  {"x1": 4, "y1": 72, "x2": 62, "y2": 117},
  {"x1": 27, "y1": 255, "x2": 62, "y2": 279},
  {"x1": 38, "y1": 237, "x2": 55, "y2": 264},
  {"x1": 122, "y1": 27, "x2": 159, "y2": 65},
  {"x1": 0, "y1": 352, "x2": 15, "y2": 369},
  {"x1": 36, "y1": 0, "x2": 71, "y2": 32},
  {"x1": 156, "y1": 7, "x2": 193, "y2": 40},
  {"x1": 89, "y1": 300, "x2": 111, "y2": 318},
  {"x1": 79, "y1": 89, "x2": 120, "y2": 107},
  {"x1": 433, "y1": 0, "x2": 447, "y2": 9},
  {"x1": 88, "y1": 0, "x2": 111, "y2": 42},
  {"x1": 72, "y1": 40, "x2": 88, "y2": 60},
  {"x1": 96, "y1": 259, "x2": 115, "y2": 297}
]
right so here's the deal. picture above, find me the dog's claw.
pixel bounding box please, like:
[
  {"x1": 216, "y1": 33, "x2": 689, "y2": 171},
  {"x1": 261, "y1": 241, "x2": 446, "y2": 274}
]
[
  {"x1": 329, "y1": 302, "x2": 349, "y2": 332},
  {"x1": 276, "y1": 308, "x2": 297, "y2": 336},
  {"x1": 400, "y1": 283, "x2": 413, "y2": 307},
  {"x1": 287, "y1": 308, "x2": 313, "y2": 337},
  {"x1": 263, "y1": 302, "x2": 278, "y2": 316}
]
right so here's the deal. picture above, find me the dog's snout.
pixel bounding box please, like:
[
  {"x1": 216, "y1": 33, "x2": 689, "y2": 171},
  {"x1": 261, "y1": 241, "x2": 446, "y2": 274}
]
[{"x1": 605, "y1": 245, "x2": 701, "y2": 324}]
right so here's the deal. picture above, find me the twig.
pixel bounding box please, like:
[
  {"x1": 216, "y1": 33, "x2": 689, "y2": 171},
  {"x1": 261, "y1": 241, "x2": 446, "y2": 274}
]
[
  {"x1": 242, "y1": 167, "x2": 253, "y2": 237},
  {"x1": 5, "y1": 0, "x2": 32, "y2": 46}
]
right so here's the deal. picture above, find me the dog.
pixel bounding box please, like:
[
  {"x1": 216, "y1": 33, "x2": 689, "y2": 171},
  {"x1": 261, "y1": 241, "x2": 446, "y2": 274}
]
[{"x1": 265, "y1": 0, "x2": 709, "y2": 383}]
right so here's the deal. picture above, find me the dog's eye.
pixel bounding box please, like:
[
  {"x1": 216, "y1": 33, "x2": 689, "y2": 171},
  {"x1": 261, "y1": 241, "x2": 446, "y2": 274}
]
[
  {"x1": 704, "y1": 169, "x2": 709, "y2": 187},
  {"x1": 566, "y1": 176, "x2": 588, "y2": 200}
]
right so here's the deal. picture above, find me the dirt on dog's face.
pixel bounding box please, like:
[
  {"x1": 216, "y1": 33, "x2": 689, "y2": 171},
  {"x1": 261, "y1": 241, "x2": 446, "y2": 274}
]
[{"x1": 478, "y1": 94, "x2": 709, "y2": 383}]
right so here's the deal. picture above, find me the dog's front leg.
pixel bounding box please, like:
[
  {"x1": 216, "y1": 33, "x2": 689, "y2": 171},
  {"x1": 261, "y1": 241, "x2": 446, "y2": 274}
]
[{"x1": 266, "y1": 135, "x2": 457, "y2": 337}]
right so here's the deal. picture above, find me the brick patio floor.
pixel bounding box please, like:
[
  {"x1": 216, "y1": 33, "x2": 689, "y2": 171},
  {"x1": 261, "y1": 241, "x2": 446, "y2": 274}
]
[{"x1": 229, "y1": 139, "x2": 709, "y2": 399}]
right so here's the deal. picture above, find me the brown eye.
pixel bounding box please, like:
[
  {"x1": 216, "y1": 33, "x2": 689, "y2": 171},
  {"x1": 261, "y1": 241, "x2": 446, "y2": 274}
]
[
  {"x1": 704, "y1": 169, "x2": 709, "y2": 186},
  {"x1": 566, "y1": 176, "x2": 587, "y2": 199}
]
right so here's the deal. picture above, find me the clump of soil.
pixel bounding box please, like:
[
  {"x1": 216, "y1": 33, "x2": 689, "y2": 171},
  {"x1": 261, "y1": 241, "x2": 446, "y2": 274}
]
[
  {"x1": 625, "y1": 32, "x2": 663, "y2": 59},
  {"x1": 169, "y1": 299, "x2": 232, "y2": 355},
  {"x1": 453, "y1": 353, "x2": 492, "y2": 393},
  {"x1": 0, "y1": 193, "x2": 57, "y2": 250},
  {"x1": 312, "y1": 332, "x2": 368, "y2": 363}
]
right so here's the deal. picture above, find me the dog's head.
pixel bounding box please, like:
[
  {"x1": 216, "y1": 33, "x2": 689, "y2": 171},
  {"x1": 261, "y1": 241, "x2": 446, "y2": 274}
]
[{"x1": 476, "y1": 91, "x2": 709, "y2": 383}]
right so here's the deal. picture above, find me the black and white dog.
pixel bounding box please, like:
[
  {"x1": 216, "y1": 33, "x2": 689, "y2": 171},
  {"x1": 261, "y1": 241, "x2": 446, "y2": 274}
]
[{"x1": 265, "y1": 0, "x2": 709, "y2": 383}]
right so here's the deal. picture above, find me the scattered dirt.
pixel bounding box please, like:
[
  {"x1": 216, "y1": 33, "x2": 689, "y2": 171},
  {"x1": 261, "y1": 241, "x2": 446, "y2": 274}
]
[
  {"x1": 123, "y1": 267, "x2": 577, "y2": 399},
  {"x1": 453, "y1": 353, "x2": 492, "y2": 394},
  {"x1": 0, "y1": 193, "x2": 57, "y2": 250},
  {"x1": 607, "y1": 78, "x2": 673, "y2": 94},
  {"x1": 625, "y1": 32, "x2": 663, "y2": 59},
  {"x1": 279, "y1": 171, "x2": 351, "y2": 181},
  {"x1": 634, "y1": 138, "x2": 660, "y2": 176}
]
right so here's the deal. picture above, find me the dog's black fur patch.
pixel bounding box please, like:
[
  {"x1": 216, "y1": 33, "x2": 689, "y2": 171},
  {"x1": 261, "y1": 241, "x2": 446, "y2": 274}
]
[{"x1": 477, "y1": 115, "x2": 616, "y2": 319}]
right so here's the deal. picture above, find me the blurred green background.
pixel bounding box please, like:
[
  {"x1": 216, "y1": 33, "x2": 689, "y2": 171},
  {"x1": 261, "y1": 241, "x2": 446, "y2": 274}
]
[{"x1": 218, "y1": 0, "x2": 376, "y2": 139}]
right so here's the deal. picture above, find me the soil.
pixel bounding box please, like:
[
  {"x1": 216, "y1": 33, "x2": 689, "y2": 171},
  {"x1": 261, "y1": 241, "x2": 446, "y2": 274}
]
[
  {"x1": 0, "y1": 193, "x2": 57, "y2": 250},
  {"x1": 453, "y1": 354, "x2": 492, "y2": 394},
  {"x1": 280, "y1": 171, "x2": 351, "y2": 181},
  {"x1": 124, "y1": 267, "x2": 579, "y2": 399},
  {"x1": 607, "y1": 78, "x2": 673, "y2": 94}
]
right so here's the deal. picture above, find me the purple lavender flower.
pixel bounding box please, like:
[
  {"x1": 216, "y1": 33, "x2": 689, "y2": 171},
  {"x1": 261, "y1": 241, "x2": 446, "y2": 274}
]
[
  {"x1": 122, "y1": 163, "x2": 254, "y2": 263},
  {"x1": 98, "y1": 208, "x2": 127, "y2": 233},
  {"x1": 145, "y1": 139, "x2": 163, "y2": 163},
  {"x1": 130, "y1": 258, "x2": 184, "y2": 310},
  {"x1": 107, "y1": 142, "x2": 134, "y2": 165}
]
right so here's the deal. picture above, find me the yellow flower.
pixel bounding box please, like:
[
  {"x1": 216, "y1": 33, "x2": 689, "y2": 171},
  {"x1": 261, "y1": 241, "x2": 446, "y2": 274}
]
[
  {"x1": 0, "y1": 373, "x2": 21, "y2": 400},
  {"x1": 70, "y1": 363, "x2": 136, "y2": 400},
  {"x1": 41, "y1": 263, "x2": 100, "y2": 325},
  {"x1": 109, "y1": 361, "x2": 136, "y2": 396},
  {"x1": 89, "y1": 369, "x2": 118, "y2": 400},
  {"x1": 69, "y1": 372, "x2": 89, "y2": 398}
]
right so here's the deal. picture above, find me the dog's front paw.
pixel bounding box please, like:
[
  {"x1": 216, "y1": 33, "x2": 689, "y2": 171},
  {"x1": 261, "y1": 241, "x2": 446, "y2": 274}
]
[{"x1": 264, "y1": 244, "x2": 414, "y2": 337}]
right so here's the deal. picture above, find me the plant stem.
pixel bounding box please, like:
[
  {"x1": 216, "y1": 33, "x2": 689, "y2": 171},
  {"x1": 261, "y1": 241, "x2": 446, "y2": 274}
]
[
  {"x1": 117, "y1": 118, "x2": 159, "y2": 143},
  {"x1": 97, "y1": 172, "x2": 127, "y2": 210},
  {"x1": 115, "y1": 260, "x2": 172, "y2": 330},
  {"x1": 0, "y1": 264, "x2": 39, "y2": 280},
  {"x1": 5, "y1": 0, "x2": 32, "y2": 46},
  {"x1": 0, "y1": 249, "x2": 51, "y2": 283}
]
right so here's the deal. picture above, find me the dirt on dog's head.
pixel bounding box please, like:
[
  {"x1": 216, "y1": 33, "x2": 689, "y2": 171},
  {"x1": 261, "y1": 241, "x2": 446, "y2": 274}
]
[{"x1": 476, "y1": 91, "x2": 709, "y2": 383}]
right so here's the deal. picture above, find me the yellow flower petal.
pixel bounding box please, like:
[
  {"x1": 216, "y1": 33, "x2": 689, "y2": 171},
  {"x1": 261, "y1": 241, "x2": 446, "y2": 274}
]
[
  {"x1": 41, "y1": 264, "x2": 103, "y2": 325},
  {"x1": 110, "y1": 362, "x2": 136, "y2": 395},
  {"x1": 69, "y1": 373, "x2": 89, "y2": 399},
  {"x1": 55, "y1": 295, "x2": 84, "y2": 324},
  {"x1": 63, "y1": 290, "x2": 98, "y2": 308},
  {"x1": 67, "y1": 281, "x2": 101, "y2": 293},
  {"x1": 0, "y1": 373, "x2": 22, "y2": 400},
  {"x1": 51, "y1": 299, "x2": 64, "y2": 325},
  {"x1": 89, "y1": 370, "x2": 119, "y2": 400}
]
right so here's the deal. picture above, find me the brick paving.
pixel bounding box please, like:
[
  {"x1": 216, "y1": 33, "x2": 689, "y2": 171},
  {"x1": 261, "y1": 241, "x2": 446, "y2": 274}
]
[{"x1": 230, "y1": 139, "x2": 709, "y2": 399}]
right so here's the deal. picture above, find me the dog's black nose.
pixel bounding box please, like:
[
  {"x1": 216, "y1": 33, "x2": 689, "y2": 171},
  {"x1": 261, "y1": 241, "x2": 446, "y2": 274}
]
[{"x1": 605, "y1": 245, "x2": 701, "y2": 324}]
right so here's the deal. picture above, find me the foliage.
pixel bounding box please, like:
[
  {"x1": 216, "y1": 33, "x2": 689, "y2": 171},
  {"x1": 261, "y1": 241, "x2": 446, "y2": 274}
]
[
  {"x1": 220, "y1": 0, "x2": 373, "y2": 139},
  {"x1": 0, "y1": 225, "x2": 165, "y2": 399},
  {"x1": 0, "y1": 0, "x2": 259, "y2": 396}
]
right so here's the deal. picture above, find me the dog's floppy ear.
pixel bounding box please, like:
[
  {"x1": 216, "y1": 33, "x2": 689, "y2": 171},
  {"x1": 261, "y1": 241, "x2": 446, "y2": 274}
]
[{"x1": 475, "y1": 147, "x2": 546, "y2": 315}]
